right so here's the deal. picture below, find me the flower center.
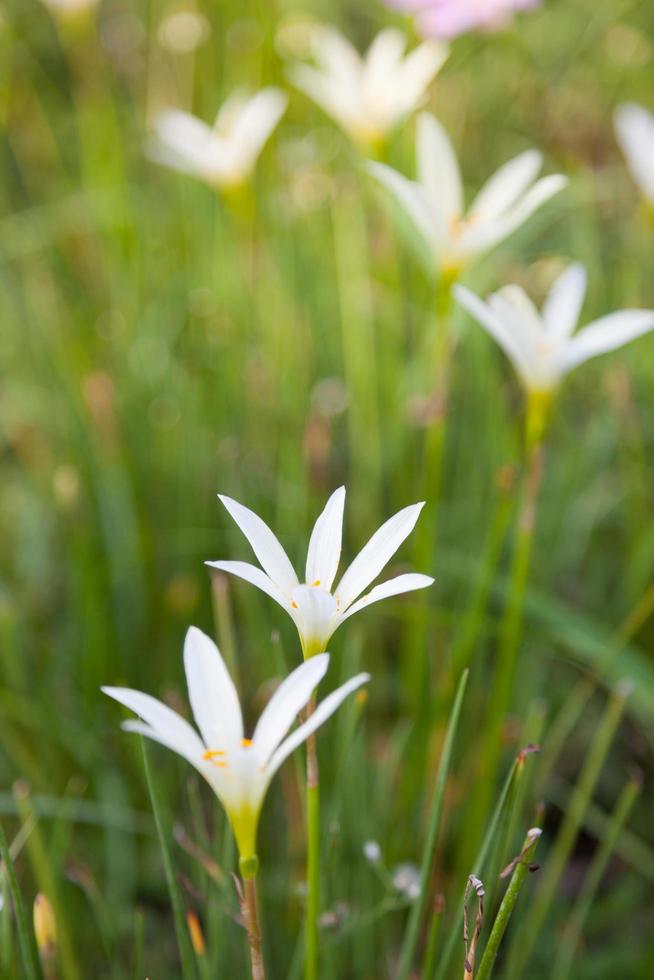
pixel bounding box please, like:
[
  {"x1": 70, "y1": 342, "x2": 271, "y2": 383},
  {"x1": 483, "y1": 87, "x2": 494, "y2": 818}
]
[{"x1": 203, "y1": 739, "x2": 254, "y2": 768}]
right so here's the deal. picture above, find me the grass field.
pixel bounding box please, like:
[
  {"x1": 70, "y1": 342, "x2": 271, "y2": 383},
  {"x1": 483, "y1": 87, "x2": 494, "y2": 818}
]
[{"x1": 1, "y1": 0, "x2": 654, "y2": 977}]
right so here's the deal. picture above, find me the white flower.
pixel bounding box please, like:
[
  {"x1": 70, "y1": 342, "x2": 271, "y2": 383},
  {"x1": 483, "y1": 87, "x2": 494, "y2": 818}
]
[
  {"x1": 207, "y1": 488, "x2": 434, "y2": 658},
  {"x1": 148, "y1": 88, "x2": 288, "y2": 190},
  {"x1": 103, "y1": 627, "x2": 369, "y2": 862},
  {"x1": 392, "y1": 862, "x2": 421, "y2": 900},
  {"x1": 368, "y1": 112, "x2": 566, "y2": 277},
  {"x1": 454, "y1": 264, "x2": 654, "y2": 393},
  {"x1": 614, "y1": 102, "x2": 654, "y2": 204},
  {"x1": 363, "y1": 840, "x2": 382, "y2": 863},
  {"x1": 287, "y1": 26, "x2": 448, "y2": 148}
]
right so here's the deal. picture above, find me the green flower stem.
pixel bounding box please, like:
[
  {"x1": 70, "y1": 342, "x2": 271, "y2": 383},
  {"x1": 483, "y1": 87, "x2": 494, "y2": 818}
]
[
  {"x1": 305, "y1": 701, "x2": 320, "y2": 980},
  {"x1": 403, "y1": 281, "x2": 456, "y2": 708},
  {"x1": 475, "y1": 827, "x2": 543, "y2": 980},
  {"x1": 0, "y1": 824, "x2": 42, "y2": 980},
  {"x1": 396, "y1": 669, "x2": 468, "y2": 980},
  {"x1": 242, "y1": 873, "x2": 265, "y2": 980},
  {"x1": 552, "y1": 773, "x2": 641, "y2": 980},
  {"x1": 470, "y1": 394, "x2": 548, "y2": 844},
  {"x1": 508, "y1": 682, "x2": 630, "y2": 977}
]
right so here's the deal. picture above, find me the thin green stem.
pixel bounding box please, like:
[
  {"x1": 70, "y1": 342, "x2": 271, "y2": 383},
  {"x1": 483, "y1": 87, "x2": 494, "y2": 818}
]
[
  {"x1": 434, "y1": 747, "x2": 539, "y2": 980},
  {"x1": 475, "y1": 828, "x2": 542, "y2": 980},
  {"x1": 141, "y1": 740, "x2": 196, "y2": 980},
  {"x1": 0, "y1": 824, "x2": 42, "y2": 980},
  {"x1": 508, "y1": 682, "x2": 630, "y2": 977},
  {"x1": 396, "y1": 669, "x2": 469, "y2": 980},
  {"x1": 243, "y1": 874, "x2": 265, "y2": 980},
  {"x1": 304, "y1": 695, "x2": 320, "y2": 980},
  {"x1": 552, "y1": 773, "x2": 641, "y2": 980}
]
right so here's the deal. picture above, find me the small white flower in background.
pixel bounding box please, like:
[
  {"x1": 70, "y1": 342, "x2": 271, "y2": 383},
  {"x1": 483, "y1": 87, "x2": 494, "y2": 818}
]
[
  {"x1": 158, "y1": 10, "x2": 210, "y2": 54},
  {"x1": 149, "y1": 88, "x2": 288, "y2": 190},
  {"x1": 103, "y1": 627, "x2": 369, "y2": 864},
  {"x1": 392, "y1": 862, "x2": 421, "y2": 900},
  {"x1": 287, "y1": 25, "x2": 448, "y2": 149},
  {"x1": 363, "y1": 840, "x2": 382, "y2": 863},
  {"x1": 207, "y1": 487, "x2": 434, "y2": 658},
  {"x1": 368, "y1": 112, "x2": 566, "y2": 278},
  {"x1": 40, "y1": 0, "x2": 98, "y2": 16},
  {"x1": 454, "y1": 264, "x2": 654, "y2": 393},
  {"x1": 614, "y1": 103, "x2": 654, "y2": 205}
]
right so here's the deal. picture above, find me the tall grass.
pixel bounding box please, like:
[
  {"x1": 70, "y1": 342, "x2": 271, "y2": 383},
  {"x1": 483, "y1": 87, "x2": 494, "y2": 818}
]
[{"x1": 1, "y1": 0, "x2": 653, "y2": 976}]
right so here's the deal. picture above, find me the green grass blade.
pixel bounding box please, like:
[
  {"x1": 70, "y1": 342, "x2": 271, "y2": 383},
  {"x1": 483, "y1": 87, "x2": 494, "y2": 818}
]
[
  {"x1": 0, "y1": 824, "x2": 42, "y2": 980},
  {"x1": 141, "y1": 740, "x2": 197, "y2": 980},
  {"x1": 396, "y1": 668, "x2": 468, "y2": 980}
]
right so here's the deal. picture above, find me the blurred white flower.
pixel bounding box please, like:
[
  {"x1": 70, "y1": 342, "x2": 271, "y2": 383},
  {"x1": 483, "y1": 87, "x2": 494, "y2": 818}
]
[
  {"x1": 363, "y1": 840, "x2": 382, "y2": 863},
  {"x1": 454, "y1": 264, "x2": 654, "y2": 393},
  {"x1": 614, "y1": 103, "x2": 654, "y2": 205},
  {"x1": 104, "y1": 628, "x2": 368, "y2": 863},
  {"x1": 207, "y1": 487, "x2": 434, "y2": 658},
  {"x1": 149, "y1": 88, "x2": 288, "y2": 190},
  {"x1": 392, "y1": 862, "x2": 421, "y2": 900},
  {"x1": 368, "y1": 112, "x2": 566, "y2": 278},
  {"x1": 158, "y1": 10, "x2": 210, "y2": 54},
  {"x1": 40, "y1": 0, "x2": 98, "y2": 15},
  {"x1": 287, "y1": 26, "x2": 448, "y2": 148}
]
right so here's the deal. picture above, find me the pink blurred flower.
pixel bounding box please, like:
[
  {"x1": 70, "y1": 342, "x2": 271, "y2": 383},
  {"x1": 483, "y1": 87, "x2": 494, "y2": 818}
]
[{"x1": 387, "y1": 0, "x2": 541, "y2": 40}]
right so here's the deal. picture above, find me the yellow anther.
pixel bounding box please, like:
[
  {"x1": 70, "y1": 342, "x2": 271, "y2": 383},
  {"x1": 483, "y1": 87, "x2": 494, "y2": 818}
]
[
  {"x1": 241, "y1": 738, "x2": 253, "y2": 748},
  {"x1": 292, "y1": 600, "x2": 298, "y2": 609},
  {"x1": 312, "y1": 580, "x2": 321, "y2": 587},
  {"x1": 203, "y1": 749, "x2": 228, "y2": 768}
]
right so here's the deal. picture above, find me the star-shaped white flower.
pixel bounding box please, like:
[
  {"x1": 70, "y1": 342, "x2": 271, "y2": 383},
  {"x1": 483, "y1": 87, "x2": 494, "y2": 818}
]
[
  {"x1": 207, "y1": 488, "x2": 434, "y2": 658},
  {"x1": 148, "y1": 88, "x2": 288, "y2": 190},
  {"x1": 287, "y1": 26, "x2": 448, "y2": 149},
  {"x1": 103, "y1": 628, "x2": 369, "y2": 862},
  {"x1": 368, "y1": 112, "x2": 566, "y2": 277},
  {"x1": 614, "y1": 102, "x2": 654, "y2": 205},
  {"x1": 454, "y1": 264, "x2": 654, "y2": 393}
]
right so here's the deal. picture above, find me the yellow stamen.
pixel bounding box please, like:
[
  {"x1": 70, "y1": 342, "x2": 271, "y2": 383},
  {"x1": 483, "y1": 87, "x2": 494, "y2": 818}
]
[
  {"x1": 203, "y1": 750, "x2": 228, "y2": 768},
  {"x1": 312, "y1": 580, "x2": 321, "y2": 587},
  {"x1": 241, "y1": 738, "x2": 253, "y2": 748},
  {"x1": 292, "y1": 600, "x2": 298, "y2": 609}
]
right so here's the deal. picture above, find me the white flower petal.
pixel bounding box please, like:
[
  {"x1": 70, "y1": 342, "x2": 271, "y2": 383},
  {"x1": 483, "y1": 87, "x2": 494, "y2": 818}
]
[
  {"x1": 205, "y1": 560, "x2": 291, "y2": 609},
  {"x1": 364, "y1": 28, "x2": 407, "y2": 86},
  {"x1": 468, "y1": 149, "x2": 543, "y2": 221},
  {"x1": 312, "y1": 26, "x2": 362, "y2": 84},
  {"x1": 396, "y1": 41, "x2": 449, "y2": 109},
  {"x1": 542, "y1": 263, "x2": 587, "y2": 341},
  {"x1": 289, "y1": 65, "x2": 360, "y2": 134},
  {"x1": 416, "y1": 112, "x2": 463, "y2": 220},
  {"x1": 454, "y1": 284, "x2": 536, "y2": 388},
  {"x1": 148, "y1": 110, "x2": 217, "y2": 178},
  {"x1": 230, "y1": 88, "x2": 287, "y2": 165},
  {"x1": 558, "y1": 310, "x2": 654, "y2": 375},
  {"x1": 267, "y1": 673, "x2": 370, "y2": 779},
  {"x1": 218, "y1": 495, "x2": 299, "y2": 592},
  {"x1": 290, "y1": 585, "x2": 339, "y2": 651},
  {"x1": 459, "y1": 173, "x2": 567, "y2": 258},
  {"x1": 305, "y1": 486, "x2": 346, "y2": 590},
  {"x1": 335, "y1": 503, "x2": 426, "y2": 611},
  {"x1": 367, "y1": 161, "x2": 445, "y2": 255},
  {"x1": 340, "y1": 573, "x2": 434, "y2": 623},
  {"x1": 252, "y1": 654, "x2": 330, "y2": 764},
  {"x1": 183, "y1": 627, "x2": 243, "y2": 750},
  {"x1": 614, "y1": 103, "x2": 654, "y2": 203},
  {"x1": 102, "y1": 686, "x2": 205, "y2": 760}
]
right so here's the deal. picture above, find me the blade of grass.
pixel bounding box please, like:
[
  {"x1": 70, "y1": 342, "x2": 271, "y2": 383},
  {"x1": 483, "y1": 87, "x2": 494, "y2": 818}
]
[
  {"x1": 552, "y1": 771, "x2": 641, "y2": 980},
  {"x1": 0, "y1": 824, "x2": 42, "y2": 980},
  {"x1": 508, "y1": 680, "x2": 630, "y2": 976},
  {"x1": 396, "y1": 668, "x2": 468, "y2": 980},
  {"x1": 141, "y1": 739, "x2": 197, "y2": 980},
  {"x1": 475, "y1": 827, "x2": 543, "y2": 980}
]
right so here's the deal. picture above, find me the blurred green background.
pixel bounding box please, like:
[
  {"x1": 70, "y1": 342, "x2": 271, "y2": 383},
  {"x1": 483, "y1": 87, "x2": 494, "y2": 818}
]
[{"x1": 1, "y1": 0, "x2": 654, "y2": 976}]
